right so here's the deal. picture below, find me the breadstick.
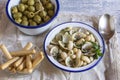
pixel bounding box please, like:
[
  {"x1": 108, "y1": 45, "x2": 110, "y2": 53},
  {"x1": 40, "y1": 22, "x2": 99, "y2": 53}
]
[
  {"x1": 8, "y1": 66, "x2": 12, "y2": 71},
  {"x1": 17, "y1": 60, "x2": 25, "y2": 71},
  {"x1": 23, "y1": 42, "x2": 33, "y2": 50},
  {"x1": 0, "y1": 57, "x2": 19, "y2": 70},
  {"x1": 0, "y1": 44, "x2": 12, "y2": 60},
  {"x1": 26, "y1": 55, "x2": 32, "y2": 69},
  {"x1": 10, "y1": 49, "x2": 36, "y2": 56},
  {"x1": 14, "y1": 57, "x2": 24, "y2": 67},
  {"x1": 23, "y1": 42, "x2": 33, "y2": 59},
  {"x1": 10, "y1": 68, "x2": 16, "y2": 74},
  {"x1": 24, "y1": 68, "x2": 33, "y2": 73},
  {"x1": 32, "y1": 52, "x2": 44, "y2": 69},
  {"x1": 18, "y1": 68, "x2": 33, "y2": 74}
]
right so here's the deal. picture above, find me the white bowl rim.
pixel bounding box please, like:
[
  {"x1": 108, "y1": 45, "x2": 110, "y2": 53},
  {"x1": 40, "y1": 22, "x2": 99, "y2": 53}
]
[
  {"x1": 43, "y1": 21, "x2": 105, "y2": 72},
  {"x1": 6, "y1": 0, "x2": 60, "y2": 29}
]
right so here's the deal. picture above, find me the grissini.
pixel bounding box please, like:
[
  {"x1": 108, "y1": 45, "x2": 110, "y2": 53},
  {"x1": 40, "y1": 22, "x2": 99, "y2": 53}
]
[
  {"x1": 26, "y1": 55, "x2": 32, "y2": 69},
  {"x1": 0, "y1": 57, "x2": 19, "y2": 70},
  {"x1": 10, "y1": 49, "x2": 36, "y2": 56},
  {"x1": 14, "y1": 57, "x2": 24, "y2": 67},
  {"x1": 23, "y1": 42, "x2": 33, "y2": 50},
  {"x1": 8, "y1": 66, "x2": 12, "y2": 71},
  {"x1": 23, "y1": 42, "x2": 33, "y2": 60},
  {"x1": 17, "y1": 60, "x2": 25, "y2": 71},
  {"x1": 10, "y1": 68, "x2": 16, "y2": 74},
  {"x1": 18, "y1": 68, "x2": 33, "y2": 74},
  {"x1": 0, "y1": 44, "x2": 12, "y2": 60},
  {"x1": 32, "y1": 52, "x2": 44, "y2": 69}
]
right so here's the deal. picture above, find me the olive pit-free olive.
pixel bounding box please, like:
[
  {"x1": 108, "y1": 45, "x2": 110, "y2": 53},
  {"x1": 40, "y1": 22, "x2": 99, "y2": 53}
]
[
  {"x1": 35, "y1": 2, "x2": 43, "y2": 11},
  {"x1": 22, "y1": 16, "x2": 28, "y2": 21},
  {"x1": 28, "y1": 6, "x2": 35, "y2": 12},
  {"x1": 33, "y1": 15, "x2": 42, "y2": 24},
  {"x1": 23, "y1": 11, "x2": 29, "y2": 15},
  {"x1": 21, "y1": 0, "x2": 28, "y2": 4},
  {"x1": 15, "y1": 18, "x2": 22, "y2": 24},
  {"x1": 27, "y1": 12, "x2": 35, "y2": 18},
  {"x1": 27, "y1": 0, "x2": 35, "y2": 6},
  {"x1": 48, "y1": 10, "x2": 54, "y2": 17},
  {"x1": 24, "y1": 4, "x2": 28, "y2": 9},
  {"x1": 43, "y1": 16, "x2": 50, "y2": 22},
  {"x1": 39, "y1": 11, "x2": 47, "y2": 18},
  {"x1": 13, "y1": 12, "x2": 22, "y2": 18},
  {"x1": 41, "y1": 0, "x2": 50, "y2": 5},
  {"x1": 18, "y1": 4, "x2": 25, "y2": 12},
  {"x1": 11, "y1": 6, "x2": 18, "y2": 14},
  {"x1": 21, "y1": 20, "x2": 29, "y2": 26},
  {"x1": 30, "y1": 21, "x2": 37, "y2": 26},
  {"x1": 34, "y1": 0, "x2": 39, "y2": 3},
  {"x1": 45, "y1": 2, "x2": 54, "y2": 10}
]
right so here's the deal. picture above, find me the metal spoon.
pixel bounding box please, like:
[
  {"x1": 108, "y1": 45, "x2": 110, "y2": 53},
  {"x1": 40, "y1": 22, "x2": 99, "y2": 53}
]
[{"x1": 99, "y1": 14, "x2": 115, "y2": 65}]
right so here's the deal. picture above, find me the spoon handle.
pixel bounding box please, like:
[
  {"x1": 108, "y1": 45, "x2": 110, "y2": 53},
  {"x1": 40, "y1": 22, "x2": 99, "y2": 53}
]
[{"x1": 106, "y1": 41, "x2": 113, "y2": 66}]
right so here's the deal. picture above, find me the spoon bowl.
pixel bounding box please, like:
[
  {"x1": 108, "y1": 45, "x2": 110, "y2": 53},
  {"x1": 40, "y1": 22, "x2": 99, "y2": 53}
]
[{"x1": 99, "y1": 14, "x2": 115, "y2": 40}]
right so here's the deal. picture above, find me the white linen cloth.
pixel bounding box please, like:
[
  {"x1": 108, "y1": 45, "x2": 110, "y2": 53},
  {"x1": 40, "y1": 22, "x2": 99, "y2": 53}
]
[{"x1": 0, "y1": 9, "x2": 119, "y2": 80}]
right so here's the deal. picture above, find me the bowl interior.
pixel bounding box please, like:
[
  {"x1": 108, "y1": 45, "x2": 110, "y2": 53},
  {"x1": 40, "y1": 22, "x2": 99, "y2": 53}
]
[{"x1": 44, "y1": 22, "x2": 105, "y2": 72}]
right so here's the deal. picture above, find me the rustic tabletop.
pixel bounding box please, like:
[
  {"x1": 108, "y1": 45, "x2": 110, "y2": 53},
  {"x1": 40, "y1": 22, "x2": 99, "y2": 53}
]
[{"x1": 0, "y1": 0, "x2": 120, "y2": 80}]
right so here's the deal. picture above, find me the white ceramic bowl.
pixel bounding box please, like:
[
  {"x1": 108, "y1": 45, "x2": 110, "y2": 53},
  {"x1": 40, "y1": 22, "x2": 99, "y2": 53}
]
[
  {"x1": 44, "y1": 22, "x2": 105, "y2": 72},
  {"x1": 6, "y1": 0, "x2": 59, "y2": 35}
]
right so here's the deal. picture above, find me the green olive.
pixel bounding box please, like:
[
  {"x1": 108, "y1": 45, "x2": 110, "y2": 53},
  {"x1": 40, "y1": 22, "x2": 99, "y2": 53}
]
[
  {"x1": 45, "y1": 3, "x2": 54, "y2": 10},
  {"x1": 48, "y1": 10, "x2": 54, "y2": 17},
  {"x1": 34, "y1": 0, "x2": 39, "y2": 2},
  {"x1": 18, "y1": 4, "x2": 25, "y2": 12},
  {"x1": 43, "y1": 15, "x2": 50, "y2": 22},
  {"x1": 23, "y1": 11, "x2": 29, "y2": 15},
  {"x1": 35, "y1": 3, "x2": 43, "y2": 11},
  {"x1": 28, "y1": 6, "x2": 35, "y2": 12},
  {"x1": 13, "y1": 12, "x2": 22, "y2": 18},
  {"x1": 30, "y1": 21, "x2": 37, "y2": 26},
  {"x1": 41, "y1": 0, "x2": 50, "y2": 5},
  {"x1": 27, "y1": 12, "x2": 35, "y2": 18},
  {"x1": 21, "y1": 20, "x2": 29, "y2": 26},
  {"x1": 21, "y1": 0, "x2": 28, "y2": 4},
  {"x1": 33, "y1": 15, "x2": 41, "y2": 24},
  {"x1": 28, "y1": 19, "x2": 32, "y2": 22},
  {"x1": 24, "y1": 4, "x2": 28, "y2": 9},
  {"x1": 28, "y1": 0, "x2": 35, "y2": 6},
  {"x1": 22, "y1": 16, "x2": 28, "y2": 21},
  {"x1": 15, "y1": 18, "x2": 22, "y2": 24},
  {"x1": 11, "y1": 6, "x2": 18, "y2": 14},
  {"x1": 39, "y1": 11, "x2": 47, "y2": 18}
]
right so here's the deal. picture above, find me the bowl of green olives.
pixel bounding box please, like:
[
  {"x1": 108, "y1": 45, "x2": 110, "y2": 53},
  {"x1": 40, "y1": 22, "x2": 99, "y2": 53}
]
[{"x1": 6, "y1": 0, "x2": 59, "y2": 35}]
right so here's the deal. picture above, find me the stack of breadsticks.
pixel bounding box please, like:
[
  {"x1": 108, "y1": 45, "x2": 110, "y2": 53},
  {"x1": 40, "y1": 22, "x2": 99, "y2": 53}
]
[{"x1": 0, "y1": 42, "x2": 44, "y2": 74}]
